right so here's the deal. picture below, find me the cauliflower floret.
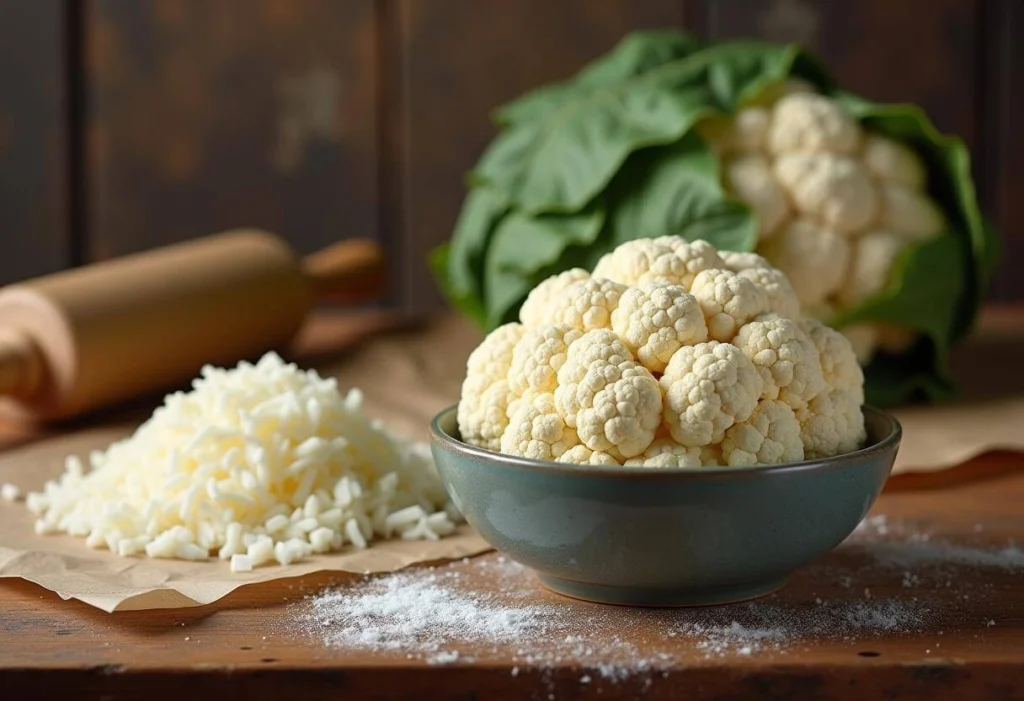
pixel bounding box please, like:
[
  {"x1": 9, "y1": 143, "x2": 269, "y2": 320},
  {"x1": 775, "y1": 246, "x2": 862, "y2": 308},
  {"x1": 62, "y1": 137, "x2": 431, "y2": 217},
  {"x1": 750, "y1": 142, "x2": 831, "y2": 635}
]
[
  {"x1": 774, "y1": 153, "x2": 879, "y2": 235},
  {"x1": 500, "y1": 392, "x2": 579, "y2": 461},
  {"x1": 464, "y1": 322, "x2": 523, "y2": 377},
  {"x1": 841, "y1": 324, "x2": 880, "y2": 365},
  {"x1": 768, "y1": 93, "x2": 862, "y2": 156},
  {"x1": 554, "y1": 329, "x2": 634, "y2": 421},
  {"x1": 721, "y1": 399, "x2": 804, "y2": 466},
  {"x1": 878, "y1": 185, "x2": 945, "y2": 241},
  {"x1": 724, "y1": 155, "x2": 791, "y2": 239},
  {"x1": 689, "y1": 268, "x2": 770, "y2": 342},
  {"x1": 592, "y1": 237, "x2": 723, "y2": 288},
  {"x1": 720, "y1": 251, "x2": 771, "y2": 271},
  {"x1": 836, "y1": 230, "x2": 906, "y2": 308},
  {"x1": 761, "y1": 217, "x2": 850, "y2": 308},
  {"x1": 519, "y1": 268, "x2": 590, "y2": 327},
  {"x1": 733, "y1": 314, "x2": 825, "y2": 410},
  {"x1": 799, "y1": 318, "x2": 864, "y2": 403},
  {"x1": 798, "y1": 389, "x2": 866, "y2": 459},
  {"x1": 458, "y1": 323, "x2": 525, "y2": 449},
  {"x1": 735, "y1": 266, "x2": 801, "y2": 319},
  {"x1": 623, "y1": 439, "x2": 703, "y2": 468},
  {"x1": 557, "y1": 445, "x2": 620, "y2": 466},
  {"x1": 508, "y1": 325, "x2": 582, "y2": 395},
  {"x1": 540, "y1": 277, "x2": 626, "y2": 332},
  {"x1": 660, "y1": 341, "x2": 763, "y2": 447},
  {"x1": 726, "y1": 107, "x2": 771, "y2": 153},
  {"x1": 458, "y1": 380, "x2": 517, "y2": 452},
  {"x1": 862, "y1": 134, "x2": 926, "y2": 189},
  {"x1": 611, "y1": 281, "x2": 708, "y2": 373},
  {"x1": 718, "y1": 242, "x2": 804, "y2": 319},
  {"x1": 573, "y1": 361, "x2": 663, "y2": 460}
]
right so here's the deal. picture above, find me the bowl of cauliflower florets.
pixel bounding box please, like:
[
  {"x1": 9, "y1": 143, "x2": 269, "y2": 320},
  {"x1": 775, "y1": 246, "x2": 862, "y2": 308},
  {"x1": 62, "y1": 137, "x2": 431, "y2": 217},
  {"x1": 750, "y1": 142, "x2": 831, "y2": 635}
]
[{"x1": 430, "y1": 236, "x2": 901, "y2": 606}]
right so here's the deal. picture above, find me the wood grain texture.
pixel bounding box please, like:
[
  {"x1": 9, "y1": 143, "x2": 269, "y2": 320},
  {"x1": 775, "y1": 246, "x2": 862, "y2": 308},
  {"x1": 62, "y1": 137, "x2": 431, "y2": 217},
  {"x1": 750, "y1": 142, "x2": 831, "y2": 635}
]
[
  {"x1": 0, "y1": 0, "x2": 70, "y2": 285},
  {"x1": 83, "y1": 0, "x2": 378, "y2": 260},
  {"x1": 390, "y1": 0, "x2": 694, "y2": 311}
]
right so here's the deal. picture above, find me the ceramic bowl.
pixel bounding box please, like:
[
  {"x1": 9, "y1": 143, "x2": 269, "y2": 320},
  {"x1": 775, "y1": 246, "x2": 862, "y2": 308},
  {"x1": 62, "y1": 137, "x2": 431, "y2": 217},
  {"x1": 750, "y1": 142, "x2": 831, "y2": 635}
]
[{"x1": 430, "y1": 404, "x2": 900, "y2": 607}]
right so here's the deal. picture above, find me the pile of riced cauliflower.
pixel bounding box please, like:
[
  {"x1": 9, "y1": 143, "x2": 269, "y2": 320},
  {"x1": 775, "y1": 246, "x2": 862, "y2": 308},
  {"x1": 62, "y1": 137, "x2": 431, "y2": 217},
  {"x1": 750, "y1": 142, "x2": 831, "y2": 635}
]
[
  {"x1": 26, "y1": 353, "x2": 460, "y2": 570},
  {"x1": 458, "y1": 236, "x2": 864, "y2": 467},
  {"x1": 701, "y1": 80, "x2": 945, "y2": 362}
]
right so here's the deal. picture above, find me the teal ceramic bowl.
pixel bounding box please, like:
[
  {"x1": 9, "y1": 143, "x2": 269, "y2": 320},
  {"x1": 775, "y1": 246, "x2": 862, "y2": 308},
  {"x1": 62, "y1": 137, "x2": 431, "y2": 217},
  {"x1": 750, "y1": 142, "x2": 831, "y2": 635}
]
[{"x1": 430, "y1": 405, "x2": 900, "y2": 607}]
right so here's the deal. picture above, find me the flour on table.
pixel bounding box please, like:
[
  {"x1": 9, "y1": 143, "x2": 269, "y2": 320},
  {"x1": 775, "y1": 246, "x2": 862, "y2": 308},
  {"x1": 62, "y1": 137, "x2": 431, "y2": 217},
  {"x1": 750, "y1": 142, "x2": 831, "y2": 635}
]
[{"x1": 296, "y1": 513, "x2": 1018, "y2": 683}]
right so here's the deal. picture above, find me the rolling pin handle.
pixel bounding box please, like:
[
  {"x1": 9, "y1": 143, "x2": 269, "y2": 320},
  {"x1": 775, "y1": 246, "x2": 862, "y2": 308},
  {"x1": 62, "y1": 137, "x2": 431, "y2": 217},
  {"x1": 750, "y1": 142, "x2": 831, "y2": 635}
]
[
  {"x1": 301, "y1": 238, "x2": 387, "y2": 304},
  {"x1": 0, "y1": 328, "x2": 44, "y2": 399}
]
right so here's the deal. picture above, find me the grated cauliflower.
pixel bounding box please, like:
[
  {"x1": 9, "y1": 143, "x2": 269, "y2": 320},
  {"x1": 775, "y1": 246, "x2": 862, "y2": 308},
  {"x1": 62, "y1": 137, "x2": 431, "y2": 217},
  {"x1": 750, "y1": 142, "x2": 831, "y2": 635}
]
[{"x1": 457, "y1": 237, "x2": 868, "y2": 468}]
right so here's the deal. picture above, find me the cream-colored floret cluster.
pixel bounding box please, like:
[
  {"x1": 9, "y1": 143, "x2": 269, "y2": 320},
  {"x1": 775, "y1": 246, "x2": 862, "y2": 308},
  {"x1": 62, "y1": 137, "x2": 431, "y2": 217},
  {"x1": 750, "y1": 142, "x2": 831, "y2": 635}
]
[
  {"x1": 458, "y1": 237, "x2": 866, "y2": 468},
  {"x1": 699, "y1": 79, "x2": 946, "y2": 363}
]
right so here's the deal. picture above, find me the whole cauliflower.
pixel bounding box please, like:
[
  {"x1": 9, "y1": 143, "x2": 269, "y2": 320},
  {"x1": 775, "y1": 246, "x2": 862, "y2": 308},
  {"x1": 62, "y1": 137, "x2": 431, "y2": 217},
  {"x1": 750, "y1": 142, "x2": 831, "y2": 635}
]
[
  {"x1": 457, "y1": 237, "x2": 866, "y2": 468},
  {"x1": 702, "y1": 87, "x2": 947, "y2": 364}
]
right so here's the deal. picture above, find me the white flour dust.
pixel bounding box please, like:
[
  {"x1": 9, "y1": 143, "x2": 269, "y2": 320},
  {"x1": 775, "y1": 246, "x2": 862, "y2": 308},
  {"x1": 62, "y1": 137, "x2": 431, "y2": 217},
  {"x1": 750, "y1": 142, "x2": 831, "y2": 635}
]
[
  {"x1": 308, "y1": 566, "x2": 554, "y2": 653},
  {"x1": 296, "y1": 514, "x2": 1019, "y2": 681}
]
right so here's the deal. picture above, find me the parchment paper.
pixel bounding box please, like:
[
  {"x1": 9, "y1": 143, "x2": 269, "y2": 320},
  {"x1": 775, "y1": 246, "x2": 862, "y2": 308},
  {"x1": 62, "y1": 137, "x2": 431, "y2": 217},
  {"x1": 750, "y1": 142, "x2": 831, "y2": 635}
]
[
  {"x1": 0, "y1": 315, "x2": 491, "y2": 613},
  {"x1": 1, "y1": 312, "x2": 1022, "y2": 612}
]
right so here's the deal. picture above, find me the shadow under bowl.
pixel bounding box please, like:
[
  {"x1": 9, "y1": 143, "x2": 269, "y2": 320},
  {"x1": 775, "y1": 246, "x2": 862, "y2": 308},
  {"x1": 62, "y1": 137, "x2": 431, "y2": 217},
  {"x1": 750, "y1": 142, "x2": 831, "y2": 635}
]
[{"x1": 430, "y1": 405, "x2": 901, "y2": 607}]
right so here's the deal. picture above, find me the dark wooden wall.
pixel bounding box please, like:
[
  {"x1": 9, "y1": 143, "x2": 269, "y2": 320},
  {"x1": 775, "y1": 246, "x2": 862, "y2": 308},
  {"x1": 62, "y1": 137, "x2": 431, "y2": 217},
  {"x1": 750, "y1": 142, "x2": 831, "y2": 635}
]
[{"x1": 0, "y1": 0, "x2": 1021, "y2": 306}]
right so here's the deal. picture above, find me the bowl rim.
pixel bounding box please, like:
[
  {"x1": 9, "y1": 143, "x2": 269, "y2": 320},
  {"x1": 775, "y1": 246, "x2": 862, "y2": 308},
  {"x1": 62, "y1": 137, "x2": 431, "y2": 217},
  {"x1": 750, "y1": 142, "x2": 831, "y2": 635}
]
[{"x1": 430, "y1": 404, "x2": 901, "y2": 479}]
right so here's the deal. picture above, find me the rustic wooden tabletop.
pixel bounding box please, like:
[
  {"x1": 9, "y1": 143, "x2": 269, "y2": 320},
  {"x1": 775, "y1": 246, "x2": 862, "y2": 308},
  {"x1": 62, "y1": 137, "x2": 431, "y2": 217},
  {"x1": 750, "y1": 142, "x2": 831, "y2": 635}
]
[{"x1": 2, "y1": 309, "x2": 1023, "y2": 701}]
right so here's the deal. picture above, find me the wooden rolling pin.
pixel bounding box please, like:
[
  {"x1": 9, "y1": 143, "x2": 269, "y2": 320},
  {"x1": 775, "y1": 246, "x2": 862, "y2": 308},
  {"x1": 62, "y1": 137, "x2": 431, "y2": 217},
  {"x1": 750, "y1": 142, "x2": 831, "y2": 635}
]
[{"x1": 0, "y1": 229, "x2": 385, "y2": 423}]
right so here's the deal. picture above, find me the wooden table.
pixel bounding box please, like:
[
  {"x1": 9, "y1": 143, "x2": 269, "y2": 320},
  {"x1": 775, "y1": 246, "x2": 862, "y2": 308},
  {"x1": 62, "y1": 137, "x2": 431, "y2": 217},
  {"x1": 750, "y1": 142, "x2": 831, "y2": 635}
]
[{"x1": 2, "y1": 310, "x2": 1024, "y2": 700}]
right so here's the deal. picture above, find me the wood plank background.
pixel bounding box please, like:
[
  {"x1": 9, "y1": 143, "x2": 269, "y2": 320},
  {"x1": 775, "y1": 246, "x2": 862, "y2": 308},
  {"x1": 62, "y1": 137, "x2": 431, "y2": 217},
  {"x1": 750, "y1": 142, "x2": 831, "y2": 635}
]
[{"x1": 0, "y1": 0, "x2": 1020, "y2": 305}]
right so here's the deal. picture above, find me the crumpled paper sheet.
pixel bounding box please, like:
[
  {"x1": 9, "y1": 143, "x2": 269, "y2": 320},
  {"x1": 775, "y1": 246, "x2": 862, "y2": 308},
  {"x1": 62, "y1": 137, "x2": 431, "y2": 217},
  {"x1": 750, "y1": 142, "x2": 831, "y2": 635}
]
[
  {"x1": 0, "y1": 314, "x2": 490, "y2": 613},
  {"x1": 1, "y1": 311, "x2": 1022, "y2": 612}
]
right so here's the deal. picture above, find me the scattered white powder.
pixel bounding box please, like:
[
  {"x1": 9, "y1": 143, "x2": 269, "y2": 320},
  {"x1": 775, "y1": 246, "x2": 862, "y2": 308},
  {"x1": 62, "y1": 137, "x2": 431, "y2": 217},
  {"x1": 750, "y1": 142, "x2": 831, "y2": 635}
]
[
  {"x1": 308, "y1": 569, "x2": 555, "y2": 653},
  {"x1": 866, "y1": 541, "x2": 1024, "y2": 571},
  {"x1": 297, "y1": 512, "x2": 1015, "y2": 680},
  {"x1": 24, "y1": 352, "x2": 460, "y2": 569}
]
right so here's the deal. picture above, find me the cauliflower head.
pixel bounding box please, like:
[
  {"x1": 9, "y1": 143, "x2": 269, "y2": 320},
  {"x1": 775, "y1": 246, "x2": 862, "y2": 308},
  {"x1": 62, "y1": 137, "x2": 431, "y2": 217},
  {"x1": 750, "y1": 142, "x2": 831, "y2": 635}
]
[
  {"x1": 458, "y1": 237, "x2": 867, "y2": 468},
  {"x1": 699, "y1": 84, "x2": 952, "y2": 365}
]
